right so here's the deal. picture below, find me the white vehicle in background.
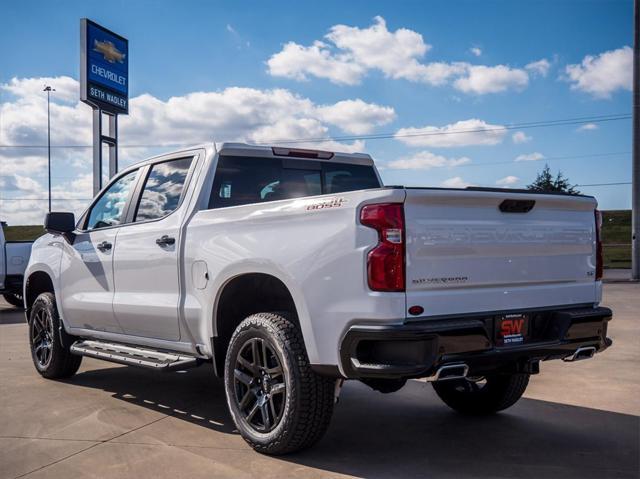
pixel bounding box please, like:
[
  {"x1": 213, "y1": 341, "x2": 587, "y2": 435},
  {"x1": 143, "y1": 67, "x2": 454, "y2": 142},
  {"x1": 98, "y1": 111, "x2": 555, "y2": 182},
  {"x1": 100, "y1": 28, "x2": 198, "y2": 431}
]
[
  {"x1": 23, "y1": 143, "x2": 612, "y2": 454},
  {"x1": 0, "y1": 222, "x2": 32, "y2": 307}
]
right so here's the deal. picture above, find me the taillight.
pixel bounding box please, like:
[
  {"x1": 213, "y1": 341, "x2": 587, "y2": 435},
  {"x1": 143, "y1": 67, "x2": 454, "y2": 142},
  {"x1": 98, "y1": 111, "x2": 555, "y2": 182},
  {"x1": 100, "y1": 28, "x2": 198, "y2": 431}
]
[
  {"x1": 360, "y1": 203, "x2": 405, "y2": 292},
  {"x1": 595, "y1": 209, "x2": 603, "y2": 280}
]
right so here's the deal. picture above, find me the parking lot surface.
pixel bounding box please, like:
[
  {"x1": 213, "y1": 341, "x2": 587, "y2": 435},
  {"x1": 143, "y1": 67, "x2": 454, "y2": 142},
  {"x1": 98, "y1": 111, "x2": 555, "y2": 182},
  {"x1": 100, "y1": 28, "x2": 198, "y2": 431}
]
[{"x1": 1, "y1": 283, "x2": 638, "y2": 479}]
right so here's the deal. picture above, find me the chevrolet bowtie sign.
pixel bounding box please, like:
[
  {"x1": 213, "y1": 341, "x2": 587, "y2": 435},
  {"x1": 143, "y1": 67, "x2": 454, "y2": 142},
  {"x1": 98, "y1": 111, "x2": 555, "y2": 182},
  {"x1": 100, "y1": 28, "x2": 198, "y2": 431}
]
[{"x1": 80, "y1": 19, "x2": 129, "y2": 115}]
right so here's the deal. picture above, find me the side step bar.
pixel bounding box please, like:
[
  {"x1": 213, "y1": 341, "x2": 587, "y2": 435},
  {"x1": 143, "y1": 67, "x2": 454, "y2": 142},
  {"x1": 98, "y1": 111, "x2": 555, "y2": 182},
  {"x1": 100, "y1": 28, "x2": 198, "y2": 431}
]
[{"x1": 70, "y1": 340, "x2": 202, "y2": 372}]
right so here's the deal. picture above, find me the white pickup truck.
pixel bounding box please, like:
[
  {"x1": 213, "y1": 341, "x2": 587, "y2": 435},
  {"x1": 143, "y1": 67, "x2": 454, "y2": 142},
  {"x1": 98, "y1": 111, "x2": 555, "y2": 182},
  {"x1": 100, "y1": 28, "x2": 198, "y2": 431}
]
[
  {"x1": 1, "y1": 222, "x2": 33, "y2": 307},
  {"x1": 24, "y1": 143, "x2": 612, "y2": 454}
]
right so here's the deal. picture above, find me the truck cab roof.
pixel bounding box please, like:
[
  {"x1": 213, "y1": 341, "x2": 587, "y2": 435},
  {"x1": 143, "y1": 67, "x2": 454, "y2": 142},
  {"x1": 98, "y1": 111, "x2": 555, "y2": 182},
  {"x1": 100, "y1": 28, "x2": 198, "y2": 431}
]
[
  {"x1": 120, "y1": 143, "x2": 375, "y2": 177},
  {"x1": 218, "y1": 143, "x2": 374, "y2": 166}
]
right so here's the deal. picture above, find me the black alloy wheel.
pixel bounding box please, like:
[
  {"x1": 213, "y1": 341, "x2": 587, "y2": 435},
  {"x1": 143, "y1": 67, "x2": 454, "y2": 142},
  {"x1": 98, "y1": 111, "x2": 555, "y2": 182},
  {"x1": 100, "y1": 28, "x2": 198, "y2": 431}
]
[
  {"x1": 224, "y1": 312, "x2": 335, "y2": 454},
  {"x1": 28, "y1": 292, "x2": 82, "y2": 378},
  {"x1": 30, "y1": 307, "x2": 54, "y2": 369},
  {"x1": 233, "y1": 337, "x2": 286, "y2": 433}
]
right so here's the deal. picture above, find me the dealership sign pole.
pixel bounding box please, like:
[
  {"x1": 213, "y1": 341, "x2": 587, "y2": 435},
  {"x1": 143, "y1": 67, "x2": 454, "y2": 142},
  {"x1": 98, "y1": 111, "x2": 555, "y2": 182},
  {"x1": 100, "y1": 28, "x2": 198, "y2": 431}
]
[{"x1": 80, "y1": 19, "x2": 128, "y2": 195}]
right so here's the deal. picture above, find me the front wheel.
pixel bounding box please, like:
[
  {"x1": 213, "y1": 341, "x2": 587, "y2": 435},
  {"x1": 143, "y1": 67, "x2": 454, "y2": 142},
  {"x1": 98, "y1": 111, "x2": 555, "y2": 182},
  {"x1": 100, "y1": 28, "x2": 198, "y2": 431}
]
[
  {"x1": 224, "y1": 312, "x2": 335, "y2": 455},
  {"x1": 28, "y1": 292, "x2": 82, "y2": 379},
  {"x1": 432, "y1": 373, "x2": 529, "y2": 415}
]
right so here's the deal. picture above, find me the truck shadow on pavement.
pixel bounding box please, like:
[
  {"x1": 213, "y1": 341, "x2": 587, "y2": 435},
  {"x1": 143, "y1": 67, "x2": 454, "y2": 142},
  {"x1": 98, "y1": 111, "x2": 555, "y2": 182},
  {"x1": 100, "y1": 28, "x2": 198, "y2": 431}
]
[{"x1": 67, "y1": 364, "x2": 640, "y2": 479}]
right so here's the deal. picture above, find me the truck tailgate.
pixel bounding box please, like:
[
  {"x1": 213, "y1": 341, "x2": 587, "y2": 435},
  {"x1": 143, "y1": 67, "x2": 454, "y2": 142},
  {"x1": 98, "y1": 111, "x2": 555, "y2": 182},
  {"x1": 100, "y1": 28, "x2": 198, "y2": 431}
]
[{"x1": 404, "y1": 188, "x2": 599, "y2": 317}]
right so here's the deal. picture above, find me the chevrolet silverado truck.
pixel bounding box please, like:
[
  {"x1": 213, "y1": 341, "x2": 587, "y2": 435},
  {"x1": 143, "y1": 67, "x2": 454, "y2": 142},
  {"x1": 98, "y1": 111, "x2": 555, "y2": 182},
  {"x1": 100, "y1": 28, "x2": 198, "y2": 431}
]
[{"x1": 24, "y1": 143, "x2": 612, "y2": 454}]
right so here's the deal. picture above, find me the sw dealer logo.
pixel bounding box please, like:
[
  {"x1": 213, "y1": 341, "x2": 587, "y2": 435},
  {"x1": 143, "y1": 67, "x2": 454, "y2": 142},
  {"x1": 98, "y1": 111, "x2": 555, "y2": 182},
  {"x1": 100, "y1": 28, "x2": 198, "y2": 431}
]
[
  {"x1": 501, "y1": 318, "x2": 525, "y2": 336},
  {"x1": 497, "y1": 314, "x2": 528, "y2": 345}
]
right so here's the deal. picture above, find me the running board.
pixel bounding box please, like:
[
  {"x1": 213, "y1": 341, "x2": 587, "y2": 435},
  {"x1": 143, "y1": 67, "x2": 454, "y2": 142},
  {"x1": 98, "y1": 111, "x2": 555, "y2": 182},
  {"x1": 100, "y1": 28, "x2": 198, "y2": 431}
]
[{"x1": 70, "y1": 340, "x2": 202, "y2": 371}]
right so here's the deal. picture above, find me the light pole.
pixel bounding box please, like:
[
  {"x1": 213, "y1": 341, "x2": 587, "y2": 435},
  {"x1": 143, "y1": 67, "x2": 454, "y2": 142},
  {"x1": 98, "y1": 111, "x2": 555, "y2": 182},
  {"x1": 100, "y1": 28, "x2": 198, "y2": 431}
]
[{"x1": 43, "y1": 85, "x2": 55, "y2": 213}]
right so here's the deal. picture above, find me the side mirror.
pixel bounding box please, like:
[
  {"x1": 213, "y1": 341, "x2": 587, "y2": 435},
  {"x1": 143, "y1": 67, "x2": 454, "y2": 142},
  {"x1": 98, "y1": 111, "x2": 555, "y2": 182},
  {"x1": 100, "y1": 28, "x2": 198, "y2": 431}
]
[{"x1": 44, "y1": 212, "x2": 76, "y2": 234}]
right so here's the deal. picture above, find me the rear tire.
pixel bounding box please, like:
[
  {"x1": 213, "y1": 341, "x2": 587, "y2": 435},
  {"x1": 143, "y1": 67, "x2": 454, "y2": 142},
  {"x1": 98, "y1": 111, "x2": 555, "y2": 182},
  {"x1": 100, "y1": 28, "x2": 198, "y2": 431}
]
[
  {"x1": 28, "y1": 292, "x2": 82, "y2": 379},
  {"x1": 224, "y1": 312, "x2": 335, "y2": 455},
  {"x1": 3, "y1": 292, "x2": 23, "y2": 308},
  {"x1": 432, "y1": 373, "x2": 529, "y2": 415}
]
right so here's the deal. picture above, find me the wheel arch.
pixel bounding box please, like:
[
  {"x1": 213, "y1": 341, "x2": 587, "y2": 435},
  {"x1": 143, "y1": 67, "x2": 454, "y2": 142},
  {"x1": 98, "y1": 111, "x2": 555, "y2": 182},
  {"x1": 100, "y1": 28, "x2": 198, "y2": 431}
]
[
  {"x1": 211, "y1": 272, "x2": 306, "y2": 377},
  {"x1": 24, "y1": 270, "x2": 56, "y2": 317}
]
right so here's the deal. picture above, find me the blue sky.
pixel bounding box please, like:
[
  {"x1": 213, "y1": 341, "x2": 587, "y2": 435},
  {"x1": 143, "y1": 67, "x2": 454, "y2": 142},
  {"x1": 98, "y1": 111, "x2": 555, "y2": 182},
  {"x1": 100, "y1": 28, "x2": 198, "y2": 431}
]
[{"x1": 0, "y1": 0, "x2": 634, "y2": 223}]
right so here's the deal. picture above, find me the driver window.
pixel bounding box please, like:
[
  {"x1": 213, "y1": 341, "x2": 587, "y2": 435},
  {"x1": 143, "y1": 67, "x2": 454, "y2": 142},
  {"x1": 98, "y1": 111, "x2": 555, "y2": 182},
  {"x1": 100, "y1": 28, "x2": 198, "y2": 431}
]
[{"x1": 86, "y1": 169, "x2": 138, "y2": 230}]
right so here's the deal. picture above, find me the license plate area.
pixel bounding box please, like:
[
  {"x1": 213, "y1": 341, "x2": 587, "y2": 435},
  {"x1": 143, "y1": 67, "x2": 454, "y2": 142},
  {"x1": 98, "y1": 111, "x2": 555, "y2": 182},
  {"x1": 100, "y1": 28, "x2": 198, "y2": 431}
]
[{"x1": 495, "y1": 313, "x2": 530, "y2": 346}]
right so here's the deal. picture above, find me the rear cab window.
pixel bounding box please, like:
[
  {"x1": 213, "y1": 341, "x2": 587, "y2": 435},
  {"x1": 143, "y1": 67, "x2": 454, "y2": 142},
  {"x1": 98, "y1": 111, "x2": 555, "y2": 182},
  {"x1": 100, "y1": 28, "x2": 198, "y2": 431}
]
[{"x1": 209, "y1": 156, "x2": 380, "y2": 209}]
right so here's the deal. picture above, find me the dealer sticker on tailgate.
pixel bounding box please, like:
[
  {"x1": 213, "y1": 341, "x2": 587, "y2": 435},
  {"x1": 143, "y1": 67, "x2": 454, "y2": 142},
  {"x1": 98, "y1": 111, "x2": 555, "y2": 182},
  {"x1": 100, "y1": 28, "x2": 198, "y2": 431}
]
[{"x1": 495, "y1": 313, "x2": 529, "y2": 346}]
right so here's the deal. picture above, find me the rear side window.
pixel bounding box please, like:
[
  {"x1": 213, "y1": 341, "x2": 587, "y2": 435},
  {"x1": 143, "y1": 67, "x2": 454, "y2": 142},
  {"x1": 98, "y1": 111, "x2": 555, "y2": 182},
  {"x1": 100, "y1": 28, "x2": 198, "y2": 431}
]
[
  {"x1": 135, "y1": 157, "x2": 193, "y2": 222},
  {"x1": 209, "y1": 156, "x2": 380, "y2": 209}
]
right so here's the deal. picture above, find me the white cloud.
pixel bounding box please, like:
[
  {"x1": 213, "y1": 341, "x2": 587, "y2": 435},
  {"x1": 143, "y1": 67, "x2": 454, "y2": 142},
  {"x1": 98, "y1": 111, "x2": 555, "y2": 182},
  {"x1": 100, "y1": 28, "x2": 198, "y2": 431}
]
[
  {"x1": 395, "y1": 119, "x2": 506, "y2": 148},
  {"x1": 11, "y1": 174, "x2": 41, "y2": 192},
  {"x1": 577, "y1": 123, "x2": 599, "y2": 132},
  {"x1": 0, "y1": 78, "x2": 393, "y2": 150},
  {"x1": 0, "y1": 170, "x2": 94, "y2": 226},
  {"x1": 0, "y1": 77, "x2": 395, "y2": 151},
  {"x1": 512, "y1": 131, "x2": 532, "y2": 144},
  {"x1": 326, "y1": 16, "x2": 433, "y2": 82},
  {"x1": 268, "y1": 16, "x2": 537, "y2": 95},
  {"x1": 525, "y1": 58, "x2": 551, "y2": 77},
  {"x1": 453, "y1": 65, "x2": 529, "y2": 94},
  {"x1": 316, "y1": 99, "x2": 396, "y2": 134},
  {"x1": 441, "y1": 176, "x2": 473, "y2": 188},
  {"x1": 225, "y1": 24, "x2": 250, "y2": 49},
  {"x1": 564, "y1": 46, "x2": 632, "y2": 98},
  {"x1": 0, "y1": 155, "x2": 48, "y2": 175},
  {"x1": 496, "y1": 175, "x2": 519, "y2": 186},
  {"x1": 470, "y1": 47, "x2": 482, "y2": 57},
  {"x1": 0, "y1": 76, "x2": 396, "y2": 224},
  {"x1": 387, "y1": 151, "x2": 470, "y2": 170},
  {"x1": 1, "y1": 76, "x2": 79, "y2": 104},
  {"x1": 267, "y1": 17, "x2": 451, "y2": 86},
  {"x1": 515, "y1": 152, "x2": 545, "y2": 162},
  {"x1": 1, "y1": 81, "x2": 91, "y2": 149},
  {"x1": 122, "y1": 87, "x2": 392, "y2": 150},
  {"x1": 266, "y1": 41, "x2": 365, "y2": 85}
]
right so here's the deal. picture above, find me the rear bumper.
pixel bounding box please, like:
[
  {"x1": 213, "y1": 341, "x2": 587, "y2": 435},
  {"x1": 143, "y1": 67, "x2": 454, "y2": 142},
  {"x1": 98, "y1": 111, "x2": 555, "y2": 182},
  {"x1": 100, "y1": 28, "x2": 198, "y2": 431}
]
[{"x1": 339, "y1": 306, "x2": 612, "y2": 379}]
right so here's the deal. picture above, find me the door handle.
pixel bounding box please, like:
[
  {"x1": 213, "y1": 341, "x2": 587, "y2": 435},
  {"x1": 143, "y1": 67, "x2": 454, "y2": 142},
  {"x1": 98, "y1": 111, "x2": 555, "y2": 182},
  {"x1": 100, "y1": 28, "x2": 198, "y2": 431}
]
[
  {"x1": 155, "y1": 235, "x2": 176, "y2": 247},
  {"x1": 97, "y1": 241, "x2": 112, "y2": 252}
]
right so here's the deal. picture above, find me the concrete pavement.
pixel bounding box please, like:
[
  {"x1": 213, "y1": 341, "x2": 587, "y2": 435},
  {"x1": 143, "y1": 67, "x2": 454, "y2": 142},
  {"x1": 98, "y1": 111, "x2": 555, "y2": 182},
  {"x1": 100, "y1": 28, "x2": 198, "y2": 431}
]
[{"x1": 0, "y1": 285, "x2": 638, "y2": 479}]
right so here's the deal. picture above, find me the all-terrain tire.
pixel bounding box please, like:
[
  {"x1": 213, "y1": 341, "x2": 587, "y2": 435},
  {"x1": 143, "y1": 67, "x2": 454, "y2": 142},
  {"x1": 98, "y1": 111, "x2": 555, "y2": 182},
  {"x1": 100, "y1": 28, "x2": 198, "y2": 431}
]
[
  {"x1": 432, "y1": 373, "x2": 529, "y2": 415},
  {"x1": 224, "y1": 312, "x2": 335, "y2": 455},
  {"x1": 3, "y1": 292, "x2": 23, "y2": 308},
  {"x1": 28, "y1": 292, "x2": 82, "y2": 379}
]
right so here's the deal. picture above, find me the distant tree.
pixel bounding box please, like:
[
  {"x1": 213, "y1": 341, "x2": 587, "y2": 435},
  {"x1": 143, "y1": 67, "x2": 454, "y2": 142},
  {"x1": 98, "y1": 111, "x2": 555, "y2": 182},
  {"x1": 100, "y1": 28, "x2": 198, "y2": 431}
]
[{"x1": 527, "y1": 164, "x2": 580, "y2": 194}]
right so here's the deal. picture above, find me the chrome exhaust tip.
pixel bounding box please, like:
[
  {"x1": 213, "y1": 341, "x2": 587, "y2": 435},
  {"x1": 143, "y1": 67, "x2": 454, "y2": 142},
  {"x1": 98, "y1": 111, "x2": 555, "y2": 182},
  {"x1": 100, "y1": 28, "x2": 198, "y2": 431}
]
[
  {"x1": 563, "y1": 346, "x2": 597, "y2": 362},
  {"x1": 426, "y1": 363, "x2": 469, "y2": 382}
]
